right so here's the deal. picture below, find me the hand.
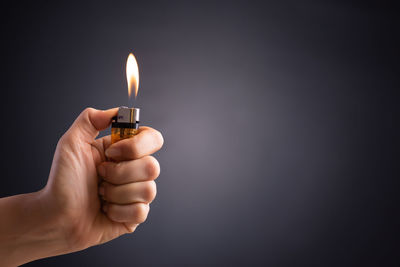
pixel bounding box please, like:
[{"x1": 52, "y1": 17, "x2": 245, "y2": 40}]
[
  {"x1": 47, "y1": 107, "x2": 164, "y2": 248},
  {"x1": 0, "y1": 108, "x2": 163, "y2": 266}
]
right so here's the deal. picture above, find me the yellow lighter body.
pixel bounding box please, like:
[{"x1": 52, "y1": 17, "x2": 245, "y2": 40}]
[{"x1": 111, "y1": 127, "x2": 139, "y2": 144}]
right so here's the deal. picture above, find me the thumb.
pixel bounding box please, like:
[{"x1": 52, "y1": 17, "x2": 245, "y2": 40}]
[{"x1": 66, "y1": 107, "x2": 118, "y2": 142}]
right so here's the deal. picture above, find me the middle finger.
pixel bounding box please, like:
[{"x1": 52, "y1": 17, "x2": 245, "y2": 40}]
[{"x1": 97, "y1": 155, "x2": 160, "y2": 185}]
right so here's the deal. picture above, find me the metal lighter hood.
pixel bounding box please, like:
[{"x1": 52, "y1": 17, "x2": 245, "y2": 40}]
[{"x1": 117, "y1": 106, "x2": 140, "y2": 123}]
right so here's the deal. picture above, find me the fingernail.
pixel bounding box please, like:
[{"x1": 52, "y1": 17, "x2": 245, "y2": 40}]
[
  {"x1": 98, "y1": 184, "x2": 105, "y2": 196},
  {"x1": 125, "y1": 223, "x2": 139, "y2": 233},
  {"x1": 102, "y1": 204, "x2": 108, "y2": 213},
  {"x1": 105, "y1": 147, "x2": 120, "y2": 158},
  {"x1": 129, "y1": 224, "x2": 139, "y2": 233},
  {"x1": 97, "y1": 165, "x2": 106, "y2": 177}
]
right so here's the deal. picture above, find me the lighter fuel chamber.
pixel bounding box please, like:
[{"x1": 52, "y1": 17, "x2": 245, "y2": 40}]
[{"x1": 111, "y1": 107, "x2": 140, "y2": 144}]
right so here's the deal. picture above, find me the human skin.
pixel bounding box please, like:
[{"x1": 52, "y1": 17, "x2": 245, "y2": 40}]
[{"x1": 0, "y1": 108, "x2": 164, "y2": 266}]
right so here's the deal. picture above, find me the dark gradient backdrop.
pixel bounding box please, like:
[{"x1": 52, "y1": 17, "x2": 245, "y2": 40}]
[{"x1": 1, "y1": 1, "x2": 398, "y2": 266}]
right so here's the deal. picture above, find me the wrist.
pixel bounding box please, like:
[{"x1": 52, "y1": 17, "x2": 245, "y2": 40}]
[{"x1": 0, "y1": 190, "x2": 68, "y2": 266}]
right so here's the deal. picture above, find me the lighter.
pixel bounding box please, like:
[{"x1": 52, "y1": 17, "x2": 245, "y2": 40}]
[
  {"x1": 111, "y1": 106, "x2": 140, "y2": 144},
  {"x1": 111, "y1": 53, "x2": 140, "y2": 144}
]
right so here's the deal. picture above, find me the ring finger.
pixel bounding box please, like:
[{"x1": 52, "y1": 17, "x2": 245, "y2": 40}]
[{"x1": 99, "y1": 181, "x2": 157, "y2": 205}]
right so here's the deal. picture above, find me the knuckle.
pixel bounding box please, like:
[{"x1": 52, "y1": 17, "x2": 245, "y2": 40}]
[
  {"x1": 135, "y1": 204, "x2": 149, "y2": 223},
  {"x1": 57, "y1": 133, "x2": 72, "y2": 148},
  {"x1": 82, "y1": 107, "x2": 95, "y2": 115},
  {"x1": 79, "y1": 107, "x2": 95, "y2": 123},
  {"x1": 142, "y1": 181, "x2": 157, "y2": 202},
  {"x1": 144, "y1": 156, "x2": 160, "y2": 180},
  {"x1": 154, "y1": 130, "x2": 164, "y2": 148}
]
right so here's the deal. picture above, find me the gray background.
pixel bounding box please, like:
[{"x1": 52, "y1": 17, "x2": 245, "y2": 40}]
[{"x1": 1, "y1": 1, "x2": 398, "y2": 266}]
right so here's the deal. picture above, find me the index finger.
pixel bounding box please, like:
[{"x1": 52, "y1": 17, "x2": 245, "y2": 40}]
[{"x1": 105, "y1": 126, "x2": 164, "y2": 161}]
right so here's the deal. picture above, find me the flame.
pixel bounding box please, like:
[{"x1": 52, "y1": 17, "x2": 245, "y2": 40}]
[{"x1": 126, "y1": 53, "x2": 139, "y2": 98}]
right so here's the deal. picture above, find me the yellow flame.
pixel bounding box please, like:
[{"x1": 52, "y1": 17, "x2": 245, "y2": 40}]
[{"x1": 126, "y1": 53, "x2": 139, "y2": 98}]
